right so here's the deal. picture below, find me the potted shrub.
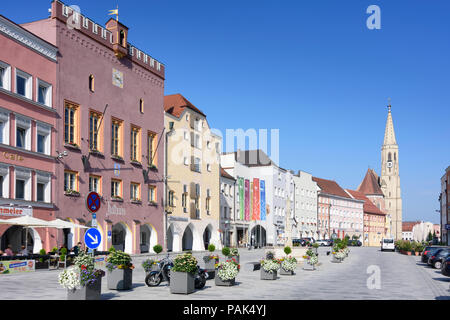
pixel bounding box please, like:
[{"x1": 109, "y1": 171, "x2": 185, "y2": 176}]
[
  {"x1": 312, "y1": 243, "x2": 319, "y2": 255},
  {"x1": 222, "y1": 246, "x2": 231, "y2": 259},
  {"x1": 260, "y1": 251, "x2": 280, "y2": 280},
  {"x1": 403, "y1": 241, "x2": 412, "y2": 256},
  {"x1": 203, "y1": 244, "x2": 219, "y2": 270},
  {"x1": 153, "y1": 244, "x2": 163, "y2": 255},
  {"x1": 36, "y1": 249, "x2": 48, "y2": 269},
  {"x1": 58, "y1": 251, "x2": 105, "y2": 300},
  {"x1": 215, "y1": 258, "x2": 240, "y2": 286},
  {"x1": 170, "y1": 252, "x2": 198, "y2": 294},
  {"x1": 303, "y1": 249, "x2": 318, "y2": 270},
  {"x1": 106, "y1": 250, "x2": 134, "y2": 290}
]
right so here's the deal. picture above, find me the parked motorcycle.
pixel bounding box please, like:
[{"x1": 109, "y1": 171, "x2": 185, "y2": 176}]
[{"x1": 145, "y1": 254, "x2": 208, "y2": 289}]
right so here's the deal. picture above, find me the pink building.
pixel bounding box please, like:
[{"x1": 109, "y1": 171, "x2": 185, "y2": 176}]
[
  {"x1": 0, "y1": 15, "x2": 58, "y2": 253},
  {"x1": 21, "y1": 1, "x2": 166, "y2": 254},
  {"x1": 313, "y1": 177, "x2": 364, "y2": 241}
]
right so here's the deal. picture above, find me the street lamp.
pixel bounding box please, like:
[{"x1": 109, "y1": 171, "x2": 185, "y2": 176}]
[{"x1": 164, "y1": 124, "x2": 174, "y2": 252}]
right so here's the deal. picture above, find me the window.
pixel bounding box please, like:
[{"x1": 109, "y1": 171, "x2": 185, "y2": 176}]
[
  {"x1": 64, "y1": 101, "x2": 79, "y2": 145},
  {"x1": 89, "y1": 75, "x2": 95, "y2": 92},
  {"x1": 89, "y1": 175, "x2": 101, "y2": 194},
  {"x1": 64, "y1": 171, "x2": 78, "y2": 192},
  {"x1": 0, "y1": 61, "x2": 11, "y2": 91},
  {"x1": 15, "y1": 69, "x2": 32, "y2": 99},
  {"x1": 0, "y1": 164, "x2": 9, "y2": 198},
  {"x1": 192, "y1": 157, "x2": 201, "y2": 173},
  {"x1": 130, "y1": 126, "x2": 141, "y2": 162},
  {"x1": 168, "y1": 191, "x2": 175, "y2": 207},
  {"x1": 120, "y1": 30, "x2": 126, "y2": 47},
  {"x1": 36, "y1": 172, "x2": 51, "y2": 203},
  {"x1": 15, "y1": 116, "x2": 31, "y2": 150},
  {"x1": 130, "y1": 183, "x2": 140, "y2": 201},
  {"x1": 147, "y1": 132, "x2": 157, "y2": 167},
  {"x1": 15, "y1": 168, "x2": 31, "y2": 201},
  {"x1": 37, "y1": 79, "x2": 52, "y2": 107},
  {"x1": 111, "y1": 179, "x2": 122, "y2": 199},
  {"x1": 111, "y1": 118, "x2": 123, "y2": 157},
  {"x1": 89, "y1": 111, "x2": 103, "y2": 152},
  {"x1": 182, "y1": 191, "x2": 187, "y2": 211},
  {"x1": 140, "y1": 99, "x2": 144, "y2": 114},
  {"x1": 148, "y1": 185, "x2": 156, "y2": 203},
  {"x1": 0, "y1": 109, "x2": 9, "y2": 145},
  {"x1": 36, "y1": 123, "x2": 51, "y2": 155}
]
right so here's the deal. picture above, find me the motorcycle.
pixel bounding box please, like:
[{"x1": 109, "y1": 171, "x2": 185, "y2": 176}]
[{"x1": 145, "y1": 254, "x2": 208, "y2": 289}]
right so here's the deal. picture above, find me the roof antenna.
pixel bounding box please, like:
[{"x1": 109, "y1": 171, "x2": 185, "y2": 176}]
[{"x1": 387, "y1": 98, "x2": 392, "y2": 112}]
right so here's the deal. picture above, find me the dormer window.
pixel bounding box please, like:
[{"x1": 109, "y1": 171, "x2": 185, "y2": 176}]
[{"x1": 120, "y1": 30, "x2": 126, "y2": 47}]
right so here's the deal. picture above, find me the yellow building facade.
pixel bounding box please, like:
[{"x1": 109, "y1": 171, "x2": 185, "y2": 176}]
[{"x1": 164, "y1": 94, "x2": 222, "y2": 252}]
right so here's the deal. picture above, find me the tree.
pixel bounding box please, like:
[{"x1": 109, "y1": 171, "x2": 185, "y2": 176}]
[{"x1": 427, "y1": 231, "x2": 433, "y2": 242}]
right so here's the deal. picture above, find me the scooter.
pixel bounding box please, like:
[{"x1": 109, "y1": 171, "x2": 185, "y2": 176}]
[{"x1": 145, "y1": 254, "x2": 208, "y2": 289}]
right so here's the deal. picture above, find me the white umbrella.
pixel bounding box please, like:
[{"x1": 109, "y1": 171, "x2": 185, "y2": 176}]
[
  {"x1": 0, "y1": 216, "x2": 54, "y2": 253},
  {"x1": 47, "y1": 219, "x2": 89, "y2": 230}
]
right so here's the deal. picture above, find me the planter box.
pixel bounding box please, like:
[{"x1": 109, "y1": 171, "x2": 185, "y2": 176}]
[
  {"x1": 280, "y1": 268, "x2": 295, "y2": 275},
  {"x1": 229, "y1": 256, "x2": 240, "y2": 264},
  {"x1": 107, "y1": 268, "x2": 133, "y2": 290},
  {"x1": 215, "y1": 276, "x2": 235, "y2": 286},
  {"x1": 170, "y1": 271, "x2": 195, "y2": 294},
  {"x1": 204, "y1": 258, "x2": 219, "y2": 270},
  {"x1": 331, "y1": 255, "x2": 342, "y2": 263},
  {"x1": 260, "y1": 269, "x2": 277, "y2": 280},
  {"x1": 303, "y1": 261, "x2": 315, "y2": 270},
  {"x1": 67, "y1": 277, "x2": 102, "y2": 300}
]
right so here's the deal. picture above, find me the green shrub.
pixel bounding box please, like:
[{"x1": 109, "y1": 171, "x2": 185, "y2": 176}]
[
  {"x1": 153, "y1": 244, "x2": 163, "y2": 254},
  {"x1": 230, "y1": 248, "x2": 239, "y2": 257},
  {"x1": 284, "y1": 246, "x2": 292, "y2": 255},
  {"x1": 108, "y1": 246, "x2": 116, "y2": 253},
  {"x1": 60, "y1": 248, "x2": 68, "y2": 262},
  {"x1": 222, "y1": 247, "x2": 230, "y2": 257},
  {"x1": 51, "y1": 247, "x2": 58, "y2": 254},
  {"x1": 208, "y1": 244, "x2": 216, "y2": 252},
  {"x1": 39, "y1": 249, "x2": 47, "y2": 263},
  {"x1": 312, "y1": 243, "x2": 319, "y2": 249}
]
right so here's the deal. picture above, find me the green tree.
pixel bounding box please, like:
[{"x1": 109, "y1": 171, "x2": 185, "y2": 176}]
[{"x1": 427, "y1": 231, "x2": 433, "y2": 242}]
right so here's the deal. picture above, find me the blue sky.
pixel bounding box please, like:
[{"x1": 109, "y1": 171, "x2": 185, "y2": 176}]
[{"x1": 2, "y1": 0, "x2": 449, "y2": 224}]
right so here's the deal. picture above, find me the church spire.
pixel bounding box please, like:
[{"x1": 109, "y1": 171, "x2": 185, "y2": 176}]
[{"x1": 383, "y1": 99, "x2": 397, "y2": 146}]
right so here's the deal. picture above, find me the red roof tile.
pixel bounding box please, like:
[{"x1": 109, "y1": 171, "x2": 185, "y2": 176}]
[
  {"x1": 402, "y1": 221, "x2": 421, "y2": 232},
  {"x1": 312, "y1": 177, "x2": 351, "y2": 199},
  {"x1": 220, "y1": 167, "x2": 235, "y2": 180},
  {"x1": 346, "y1": 189, "x2": 386, "y2": 215},
  {"x1": 357, "y1": 169, "x2": 384, "y2": 196},
  {"x1": 164, "y1": 94, "x2": 206, "y2": 118}
]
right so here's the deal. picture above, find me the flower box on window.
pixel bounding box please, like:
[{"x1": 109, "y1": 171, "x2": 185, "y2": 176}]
[
  {"x1": 149, "y1": 201, "x2": 158, "y2": 207},
  {"x1": 65, "y1": 143, "x2": 80, "y2": 150},
  {"x1": 111, "y1": 155, "x2": 124, "y2": 162},
  {"x1": 65, "y1": 190, "x2": 81, "y2": 197},
  {"x1": 130, "y1": 160, "x2": 142, "y2": 167},
  {"x1": 111, "y1": 196, "x2": 123, "y2": 202},
  {"x1": 148, "y1": 164, "x2": 158, "y2": 171},
  {"x1": 131, "y1": 199, "x2": 142, "y2": 205}
]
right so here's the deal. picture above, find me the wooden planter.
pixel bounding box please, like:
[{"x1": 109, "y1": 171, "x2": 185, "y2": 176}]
[
  {"x1": 170, "y1": 271, "x2": 195, "y2": 294},
  {"x1": 260, "y1": 269, "x2": 277, "y2": 280},
  {"x1": 107, "y1": 268, "x2": 133, "y2": 290},
  {"x1": 67, "y1": 277, "x2": 102, "y2": 300},
  {"x1": 215, "y1": 275, "x2": 236, "y2": 286}
]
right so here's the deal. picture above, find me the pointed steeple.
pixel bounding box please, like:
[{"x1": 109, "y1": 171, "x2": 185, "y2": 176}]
[{"x1": 383, "y1": 100, "x2": 397, "y2": 146}]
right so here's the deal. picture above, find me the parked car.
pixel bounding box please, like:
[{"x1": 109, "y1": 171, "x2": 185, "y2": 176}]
[
  {"x1": 422, "y1": 246, "x2": 448, "y2": 263},
  {"x1": 428, "y1": 248, "x2": 450, "y2": 269},
  {"x1": 381, "y1": 238, "x2": 395, "y2": 251},
  {"x1": 292, "y1": 239, "x2": 304, "y2": 247},
  {"x1": 347, "y1": 240, "x2": 362, "y2": 247},
  {"x1": 441, "y1": 256, "x2": 450, "y2": 277},
  {"x1": 315, "y1": 240, "x2": 328, "y2": 246}
]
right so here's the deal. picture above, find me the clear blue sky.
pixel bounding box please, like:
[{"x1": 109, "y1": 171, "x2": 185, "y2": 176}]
[{"x1": 2, "y1": 0, "x2": 449, "y2": 224}]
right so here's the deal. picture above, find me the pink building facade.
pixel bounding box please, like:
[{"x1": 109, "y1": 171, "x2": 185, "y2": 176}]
[
  {"x1": 20, "y1": 1, "x2": 166, "y2": 254},
  {"x1": 0, "y1": 15, "x2": 59, "y2": 253}
]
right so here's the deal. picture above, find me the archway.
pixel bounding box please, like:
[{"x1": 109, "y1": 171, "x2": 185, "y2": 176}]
[
  {"x1": 182, "y1": 225, "x2": 194, "y2": 251},
  {"x1": 250, "y1": 225, "x2": 266, "y2": 248},
  {"x1": 111, "y1": 222, "x2": 132, "y2": 253},
  {"x1": 167, "y1": 225, "x2": 174, "y2": 252},
  {"x1": 140, "y1": 224, "x2": 157, "y2": 253},
  {"x1": 0, "y1": 225, "x2": 41, "y2": 253},
  {"x1": 203, "y1": 225, "x2": 213, "y2": 250}
]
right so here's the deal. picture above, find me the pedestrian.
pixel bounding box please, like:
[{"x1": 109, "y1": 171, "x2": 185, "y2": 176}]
[
  {"x1": 73, "y1": 242, "x2": 82, "y2": 256},
  {"x1": 5, "y1": 245, "x2": 14, "y2": 257},
  {"x1": 19, "y1": 245, "x2": 29, "y2": 256}
]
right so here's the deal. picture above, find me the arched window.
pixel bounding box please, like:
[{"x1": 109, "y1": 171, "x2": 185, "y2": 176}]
[
  {"x1": 140, "y1": 99, "x2": 144, "y2": 114},
  {"x1": 120, "y1": 30, "x2": 126, "y2": 47},
  {"x1": 388, "y1": 152, "x2": 392, "y2": 162},
  {"x1": 89, "y1": 75, "x2": 94, "y2": 92},
  {"x1": 394, "y1": 153, "x2": 397, "y2": 162}
]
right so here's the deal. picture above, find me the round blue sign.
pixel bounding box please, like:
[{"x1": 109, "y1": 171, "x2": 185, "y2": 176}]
[
  {"x1": 86, "y1": 192, "x2": 101, "y2": 213},
  {"x1": 84, "y1": 228, "x2": 102, "y2": 250}
]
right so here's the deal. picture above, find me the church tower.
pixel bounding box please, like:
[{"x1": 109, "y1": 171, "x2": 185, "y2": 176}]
[{"x1": 380, "y1": 103, "x2": 402, "y2": 240}]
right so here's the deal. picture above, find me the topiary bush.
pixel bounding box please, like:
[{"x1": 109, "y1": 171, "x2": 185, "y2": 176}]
[
  {"x1": 284, "y1": 246, "x2": 292, "y2": 255},
  {"x1": 153, "y1": 244, "x2": 163, "y2": 255},
  {"x1": 208, "y1": 244, "x2": 216, "y2": 252},
  {"x1": 222, "y1": 247, "x2": 231, "y2": 257}
]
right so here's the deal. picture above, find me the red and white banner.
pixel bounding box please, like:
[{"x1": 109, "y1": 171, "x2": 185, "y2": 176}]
[{"x1": 0, "y1": 206, "x2": 33, "y2": 217}]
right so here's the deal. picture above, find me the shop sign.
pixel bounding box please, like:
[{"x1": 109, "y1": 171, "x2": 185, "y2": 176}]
[
  {"x1": 107, "y1": 201, "x2": 125, "y2": 216},
  {"x1": 3, "y1": 152, "x2": 24, "y2": 162},
  {"x1": 0, "y1": 260, "x2": 35, "y2": 274},
  {"x1": 0, "y1": 206, "x2": 32, "y2": 217}
]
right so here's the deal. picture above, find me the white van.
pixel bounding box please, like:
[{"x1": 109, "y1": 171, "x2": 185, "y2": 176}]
[{"x1": 381, "y1": 238, "x2": 395, "y2": 251}]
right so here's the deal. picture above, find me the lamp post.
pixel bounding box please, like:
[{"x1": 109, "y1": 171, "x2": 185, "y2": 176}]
[{"x1": 164, "y1": 124, "x2": 174, "y2": 252}]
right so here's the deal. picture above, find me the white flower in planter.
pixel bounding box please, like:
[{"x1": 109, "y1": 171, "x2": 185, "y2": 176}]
[{"x1": 58, "y1": 267, "x2": 81, "y2": 290}]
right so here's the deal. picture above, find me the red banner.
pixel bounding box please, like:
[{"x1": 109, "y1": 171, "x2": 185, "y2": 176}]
[{"x1": 252, "y1": 178, "x2": 260, "y2": 220}]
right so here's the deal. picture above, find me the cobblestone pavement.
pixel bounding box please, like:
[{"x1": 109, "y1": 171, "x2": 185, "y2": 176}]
[{"x1": 0, "y1": 247, "x2": 448, "y2": 300}]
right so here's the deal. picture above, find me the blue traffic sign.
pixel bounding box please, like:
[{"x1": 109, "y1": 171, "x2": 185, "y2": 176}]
[{"x1": 84, "y1": 228, "x2": 102, "y2": 250}]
